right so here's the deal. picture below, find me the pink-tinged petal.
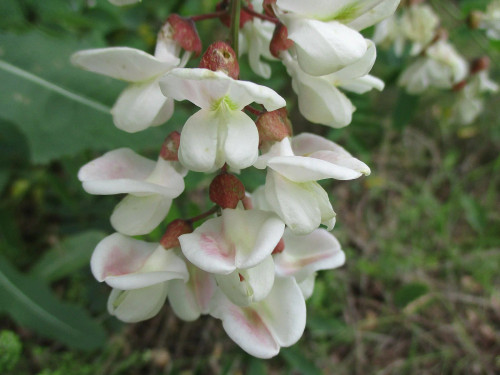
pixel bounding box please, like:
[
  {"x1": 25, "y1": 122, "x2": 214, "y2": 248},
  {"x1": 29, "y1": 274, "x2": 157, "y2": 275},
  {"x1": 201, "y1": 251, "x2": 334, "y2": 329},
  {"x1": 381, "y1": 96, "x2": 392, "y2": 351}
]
[
  {"x1": 286, "y1": 18, "x2": 367, "y2": 76},
  {"x1": 347, "y1": 0, "x2": 400, "y2": 31},
  {"x1": 107, "y1": 284, "x2": 168, "y2": 323},
  {"x1": 111, "y1": 194, "x2": 172, "y2": 236},
  {"x1": 160, "y1": 68, "x2": 232, "y2": 109},
  {"x1": 209, "y1": 290, "x2": 280, "y2": 359},
  {"x1": 254, "y1": 137, "x2": 295, "y2": 169},
  {"x1": 105, "y1": 246, "x2": 188, "y2": 289},
  {"x1": 223, "y1": 111, "x2": 259, "y2": 170},
  {"x1": 111, "y1": 78, "x2": 173, "y2": 133},
  {"x1": 168, "y1": 265, "x2": 216, "y2": 321},
  {"x1": 298, "y1": 274, "x2": 316, "y2": 300},
  {"x1": 78, "y1": 148, "x2": 155, "y2": 183},
  {"x1": 145, "y1": 158, "x2": 185, "y2": 196},
  {"x1": 308, "y1": 150, "x2": 371, "y2": 176},
  {"x1": 91, "y1": 233, "x2": 157, "y2": 283},
  {"x1": 179, "y1": 216, "x2": 236, "y2": 274},
  {"x1": 265, "y1": 171, "x2": 322, "y2": 234},
  {"x1": 268, "y1": 155, "x2": 363, "y2": 181},
  {"x1": 71, "y1": 47, "x2": 178, "y2": 82},
  {"x1": 178, "y1": 109, "x2": 220, "y2": 172},
  {"x1": 255, "y1": 276, "x2": 306, "y2": 347},
  {"x1": 216, "y1": 255, "x2": 275, "y2": 306},
  {"x1": 291, "y1": 132, "x2": 347, "y2": 155},
  {"x1": 275, "y1": 229, "x2": 346, "y2": 281},
  {"x1": 222, "y1": 209, "x2": 284, "y2": 269}
]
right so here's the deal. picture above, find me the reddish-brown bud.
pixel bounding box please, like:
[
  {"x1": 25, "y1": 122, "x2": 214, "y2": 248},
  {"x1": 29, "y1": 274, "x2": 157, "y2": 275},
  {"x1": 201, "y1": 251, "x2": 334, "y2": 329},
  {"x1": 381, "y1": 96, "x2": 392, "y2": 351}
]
[
  {"x1": 167, "y1": 14, "x2": 202, "y2": 56},
  {"x1": 209, "y1": 173, "x2": 245, "y2": 209},
  {"x1": 160, "y1": 131, "x2": 181, "y2": 161},
  {"x1": 270, "y1": 23, "x2": 294, "y2": 58},
  {"x1": 160, "y1": 219, "x2": 193, "y2": 249},
  {"x1": 199, "y1": 41, "x2": 240, "y2": 79},
  {"x1": 263, "y1": 0, "x2": 277, "y2": 18},
  {"x1": 467, "y1": 11, "x2": 483, "y2": 30},
  {"x1": 452, "y1": 80, "x2": 467, "y2": 92},
  {"x1": 218, "y1": 2, "x2": 254, "y2": 28},
  {"x1": 256, "y1": 107, "x2": 292, "y2": 146},
  {"x1": 470, "y1": 56, "x2": 490, "y2": 74},
  {"x1": 272, "y1": 238, "x2": 285, "y2": 254},
  {"x1": 432, "y1": 27, "x2": 449, "y2": 44}
]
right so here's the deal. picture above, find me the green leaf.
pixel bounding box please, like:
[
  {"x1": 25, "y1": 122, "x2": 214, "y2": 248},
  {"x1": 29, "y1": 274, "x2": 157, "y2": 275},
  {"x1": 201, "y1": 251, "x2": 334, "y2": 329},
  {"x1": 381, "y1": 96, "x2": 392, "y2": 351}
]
[
  {"x1": 394, "y1": 282, "x2": 429, "y2": 308},
  {"x1": 31, "y1": 231, "x2": 106, "y2": 282},
  {"x1": 392, "y1": 89, "x2": 419, "y2": 129},
  {"x1": 460, "y1": 195, "x2": 486, "y2": 233},
  {"x1": 0, "y1": 31, "x2": 187, "y2": 164},
  {"x1": 280, "y1": 347, "x2": 322, "y2": 375},
  {"x1": 0, "y1": 254, "x2": 106, "y2": 350}
]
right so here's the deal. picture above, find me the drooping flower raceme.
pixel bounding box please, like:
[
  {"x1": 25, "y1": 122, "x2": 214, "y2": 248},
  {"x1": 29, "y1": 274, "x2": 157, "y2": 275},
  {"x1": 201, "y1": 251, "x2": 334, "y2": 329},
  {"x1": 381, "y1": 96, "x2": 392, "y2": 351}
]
[
  {"x1": 274, "y1": 0, "x2": 400, "y2": 75},
  {"x1": 159, "y1": 68, "x2": 286, "y2": 172},
  {"x1": 78, "y1": 148, "x2": 185, "y2": 236}
]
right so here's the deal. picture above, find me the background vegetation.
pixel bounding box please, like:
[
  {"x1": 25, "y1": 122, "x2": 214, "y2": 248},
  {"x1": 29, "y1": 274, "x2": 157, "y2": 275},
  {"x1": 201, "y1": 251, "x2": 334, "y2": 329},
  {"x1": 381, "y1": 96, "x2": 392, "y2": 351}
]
[{"x1": 0, "y1": 0, "x2": 499, "y2": 374}]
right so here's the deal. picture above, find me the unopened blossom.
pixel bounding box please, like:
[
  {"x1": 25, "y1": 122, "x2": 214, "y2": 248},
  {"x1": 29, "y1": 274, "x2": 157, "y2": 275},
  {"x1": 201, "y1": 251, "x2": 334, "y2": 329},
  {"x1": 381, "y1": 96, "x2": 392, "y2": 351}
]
[
  {"x1": 274, "y1": 0, "x2": 400, "y2": 75},
  {"x1": 399, "y1": 40, "x2": 468, "y2": 94},
  {"x1": 274, "y1": 228, "x2": 346, "y2": 298},
  {"x1": 71, "y1": 21, "x2": 189, "y2": 132},
  {"x1": 479, "y1": 0, "x2": 500, "y2": 40},
  {"x1": 281, "y1": 42, "x2": 384, "y2": 128},
  {"x1": 78, "y1": 148, "x2": 185, "y2": 236},
  {"x1": 400, "y1": 3, "x2": 440, "y2": 55},
  {"x1": 91, "y1": 233, "x2": 188, "y2": 322},
  {"x1": 159, "y1": 68, "x2": 285, "y2": 172},
  {"x1": 209, "y1": 276, "x2": 306, "y2": 359},
  {"x1": 255, "y1": 137, "x2": 369, "y2": 234}
]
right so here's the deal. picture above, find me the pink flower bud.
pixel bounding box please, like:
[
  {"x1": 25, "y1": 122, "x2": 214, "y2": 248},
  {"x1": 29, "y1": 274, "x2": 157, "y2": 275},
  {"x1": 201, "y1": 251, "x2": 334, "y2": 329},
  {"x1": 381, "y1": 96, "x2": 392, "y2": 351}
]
[
  {"x1": 160, "y1": 219, "x2": 193, "y2": 249},
  {"x1": 270, "y1": 23, "x2": 294, "y2": 58},
  {"x1": 470, "y1": 56, "x2": 490, "y2": 74},
  {"x1": 160, "y1": 131, "x2": 181, "y2": 161},
  {"x1": 167, "y1": 14, "x2": 202, "y2": 56},
  {"x1": 199, "y1": 41, "x2": 240, "y2": 79},
  {"x1": 209, "y1": 173, "x2": 245, "y2": 209},
  {"x1": 256, "y1": 107, "x2": 292, "y2": 146}
]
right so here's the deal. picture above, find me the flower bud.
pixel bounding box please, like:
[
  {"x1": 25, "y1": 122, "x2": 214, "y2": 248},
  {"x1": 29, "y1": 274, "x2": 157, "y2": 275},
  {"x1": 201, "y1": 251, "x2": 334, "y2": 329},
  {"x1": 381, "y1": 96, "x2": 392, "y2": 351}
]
[
  {"x1": 256, "y1": 107, "x2": 292, "y2": 146},
  {"x1": 470, "y1": 56, "x2": 490, "y2": 74},
  {"x1": 160, "y1": 131, "x2": 181, "y2": 161},
  {"x1": 167, "y1": 14, "x2": 202, "y2": 56},
  {"x1": 452, "y1": 80, "x2": 467, "y2": 92},
  {"x1": 160, "y1": 219, "x2": 193, "y2": 249},
  {"x1": 209, "y1": 173, "x2": 245, "y2": 209},
  {"x1": 272, "y1": 238, "x2": 285, "y2": 254},
  {"x1": 270, "y1": 23, "x2": 294, "y2": 58},
  {"x1": 199, "y1": 41, "x2": 240, "y2": 79},
  {"x1": 467, "y1": 11, "x2": 483, "y2": 30}
]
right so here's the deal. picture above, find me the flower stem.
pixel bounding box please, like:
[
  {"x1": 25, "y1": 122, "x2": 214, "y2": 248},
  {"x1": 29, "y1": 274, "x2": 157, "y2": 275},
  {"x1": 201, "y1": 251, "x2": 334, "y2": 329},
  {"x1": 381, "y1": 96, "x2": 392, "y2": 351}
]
[
  {"x1": 242, "y1": 6, "x2": 279, "y2": 24},
  {"x1": 187, "y1": 206, "x2": 219, "y2": 223},
  {"x1": 191, "y1": 10, "x2": 227, "y2": 22},
  {"x1": 230, "y1": 0, "x2": 241, "y2": 56}
]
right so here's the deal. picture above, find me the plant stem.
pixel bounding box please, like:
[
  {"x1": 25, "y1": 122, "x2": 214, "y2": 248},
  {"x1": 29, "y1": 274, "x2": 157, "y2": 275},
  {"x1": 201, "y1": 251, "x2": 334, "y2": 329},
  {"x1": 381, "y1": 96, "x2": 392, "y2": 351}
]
[
  {"x1": 230, "y1": 0, "x2": 241, "y2": 56},
  {"x1": 187, "y1": 206, "x2": 219, "y2": 223},
  {"x1": 191, "y1": 10, "x2": 227, "y2": 22},
  {"x1": 242, "y1": 6, "x2": 279, "y2": 24}
]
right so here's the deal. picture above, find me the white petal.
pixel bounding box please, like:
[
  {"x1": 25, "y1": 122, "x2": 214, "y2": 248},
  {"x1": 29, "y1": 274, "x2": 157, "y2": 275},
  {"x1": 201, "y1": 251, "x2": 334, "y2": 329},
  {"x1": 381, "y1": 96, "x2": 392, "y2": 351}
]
[
  {"x1": 110, "y1": 194, "x2": 172, "y2": 236},
  {"x1": 286, "y1": 18, "x2": 367, "y2": 75},
  {"x1": 298, "y1": 274, "x2": 316, "y2": 300},
  {"x1": 111, "y1": 78, "x2": 173, "y2": 133},
  {"x1": 71, "y1": 47, "x2": 177, "y2": 82},
  {"x1": 223, "y1": 111, "x2": 259, "y2": 170},
  {"x1": 179, "y1": 216, "x2": 236, "y2": 274},
  {"x1": 275, "y1": 229, "x2": 346, "y2": 281},
  {"x1": 254, "y1": 137, "x2": 295, "y2": 169},
  {"x1": 308, "y1": 150, "x2": 371, "y2": 176},
  {"x1": 178, "y1": 110, "x2": 220, "y2": 172},
  {"x1": 255, "y1": 276, "x2": 306, "y2": 347},
  {"x1": 223, "y1": 209, "x2": 285, "y2": 269},
  {"x1": 276, "y1": 0, "x2": 384, "y2": 21},
  {"x1": 291, "y1": 132, "x2": 347, "y2": 155},
  {"x1": 107, "y1": 284, "x2": 168, "y2": 323},
  {"x1": 91, "y1": 233, "x2": 156, "y2": 283},
  {"x1": 339, "y1": 74, "x2": 385, "y2": 94},
  {"x1": 209, "y1": 290, "x2": 280, "y2": 359},
  {"x1": 331, "y1": 39, "x2": 377, "y2": 81},
  {"x1": 347, "y1": 0, "x2": 400, "y2": 31}
]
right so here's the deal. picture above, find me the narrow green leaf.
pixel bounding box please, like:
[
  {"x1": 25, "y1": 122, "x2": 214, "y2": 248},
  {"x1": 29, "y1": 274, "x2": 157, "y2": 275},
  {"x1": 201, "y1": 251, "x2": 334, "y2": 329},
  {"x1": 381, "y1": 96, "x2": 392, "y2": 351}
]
[
  {"x1": 30, "y1": 231, "x2": 106, "y2": 282},
  {"x1": 0, "y1": 254, "x2": 106, "y2": 350}
]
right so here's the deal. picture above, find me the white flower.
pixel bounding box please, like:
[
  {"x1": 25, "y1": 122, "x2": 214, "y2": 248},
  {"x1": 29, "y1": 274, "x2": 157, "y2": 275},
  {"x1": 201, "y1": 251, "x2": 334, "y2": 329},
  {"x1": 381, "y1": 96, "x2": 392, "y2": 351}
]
[
  {"x1": 254, "y1": 136, "x2": 370, "y2": 234},
  {"x1": 71, "y1": 38, "x2": 182, "y2": 132},
  {"x1": 91, "y1": 233, "x2": 188, "y2": 322},
  {"x1": 372, "y1": 15, "x2": 405, "y2": 56},
  {"x1": 159, "y1": 68, "x2": 285, "y2": 172},
  {"x1": 275, "y1": 0, "x2": 400, "y2": 75},
  {"x1": 282, "y1": 42, "x2": 384, "y2": 128},
  {"x1": 479, "y1": 0, "x2": 500, "y2": 40},
  {"x1": 399, "y1": 40, "x2": 468, "y2": 94},
  {"x1": 78, "y1": 148, "x2": 185, "y2": 236},
  {"x1": 209, "y1": 276, "x2": 306, "y2": 359},
  {"x1": 400, "y1": 3, "x2": 439, "y2": 56}
]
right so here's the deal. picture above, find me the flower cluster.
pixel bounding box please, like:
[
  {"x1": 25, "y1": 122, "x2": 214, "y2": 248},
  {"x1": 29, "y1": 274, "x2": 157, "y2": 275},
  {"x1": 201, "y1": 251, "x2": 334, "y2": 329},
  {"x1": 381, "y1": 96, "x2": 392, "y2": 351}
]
[{"x1": 74, "y1": 0, "x2": 397, "y2": 358}]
